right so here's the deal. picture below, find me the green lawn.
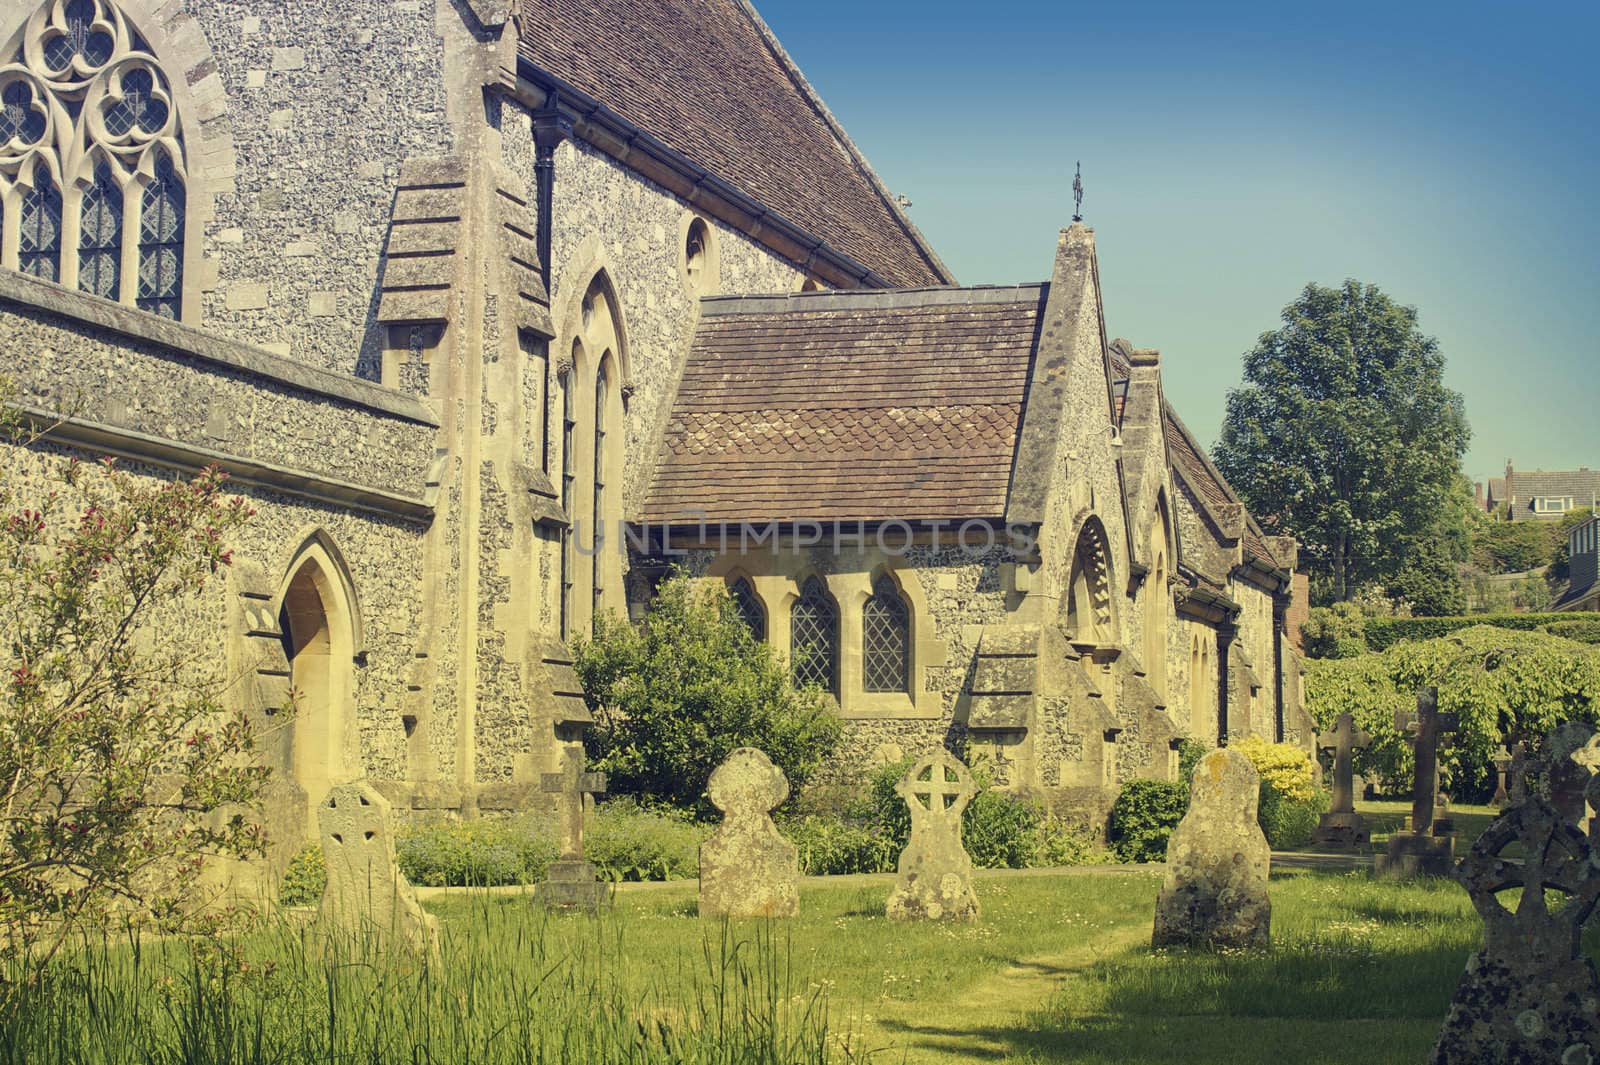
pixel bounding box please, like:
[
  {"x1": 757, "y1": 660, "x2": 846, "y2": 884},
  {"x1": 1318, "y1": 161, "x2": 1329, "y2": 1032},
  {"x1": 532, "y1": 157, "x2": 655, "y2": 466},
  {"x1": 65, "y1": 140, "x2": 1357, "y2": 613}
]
[
  {"x1": 13, "y1": 863, "x2": 1568, "y2": 1065},
  {"x1": 426, "y1": 866, "x2": 1498, "y2": 1065}
]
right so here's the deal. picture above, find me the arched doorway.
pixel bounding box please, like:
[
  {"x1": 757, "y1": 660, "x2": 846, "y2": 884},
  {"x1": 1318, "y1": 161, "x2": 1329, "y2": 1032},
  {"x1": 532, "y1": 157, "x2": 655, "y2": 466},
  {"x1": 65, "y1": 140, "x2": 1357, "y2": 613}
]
[{"x1": 277, "y1": 539, "x2": 359, "y2": 832}]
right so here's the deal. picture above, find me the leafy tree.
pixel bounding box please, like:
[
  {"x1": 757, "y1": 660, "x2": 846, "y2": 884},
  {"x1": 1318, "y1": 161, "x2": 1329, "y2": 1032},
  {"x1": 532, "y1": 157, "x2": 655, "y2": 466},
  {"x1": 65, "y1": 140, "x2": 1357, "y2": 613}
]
[
  {"x1": 1304, "y1": 625, "x2": 1600, "y2": 801},
  {"x1": 575, "y1": 573, "x2": 841, "y2": 816},
  {"x1": 1, "y1": 393, "x2": 265, "y2": 961},
  {"x1": 1300, "y1": 601, "x2": 1370, "y2": 659},
  {"x1": 1215, "y1": 281, "x2": 1470, "y2": 604},
  {"x1": 1469, "y1": 514, "x2": 1556, "y2": 574}
]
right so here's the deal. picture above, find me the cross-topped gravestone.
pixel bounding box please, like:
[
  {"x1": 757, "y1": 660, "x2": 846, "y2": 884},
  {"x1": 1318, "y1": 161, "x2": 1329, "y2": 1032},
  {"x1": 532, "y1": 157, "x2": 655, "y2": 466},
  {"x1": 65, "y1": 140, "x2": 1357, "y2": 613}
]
[
  {"x1": 1429, "y1": 795, "x2": 1600, "y2": 1064},
  {"x1": 536, "y1": 747, "x2": 608, "y2": 913},
  {"x1": 1539, "y1": 721, "x2": 1598, "y2": 826},
  {"x1": 1490, "y1": 744, "x2": 1514, "y2": 808},
  {"x1": 317, "y1": 782, "x2": 438, "y2": 950},
  {"x1": 699, "y1": 747, "x2": 799, "y2": 918},
  {"x1": 886, "y1": 750, "x2": 979, "y2": 921},
  {"x1": 1152, "y1": 749, "x2": 1272, "y2": 949},
  {"x1": 1376, "y1": 688, "x2": 1459, "y2": 878},
  {"x1": 1395, "y1": 687, "x2": 1459, "y2": 836},
  {"x1": 1313, "y1": 713, "x2": 1372, "y2": 848}
]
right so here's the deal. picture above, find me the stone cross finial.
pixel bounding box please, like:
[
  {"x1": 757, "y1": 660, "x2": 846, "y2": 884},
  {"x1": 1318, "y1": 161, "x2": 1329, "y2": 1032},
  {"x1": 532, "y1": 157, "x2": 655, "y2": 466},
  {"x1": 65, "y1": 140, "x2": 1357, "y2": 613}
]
[
  {"x1": 541, "y1": 746, "x2": 605, "y2": 860},
  {"x1": 1430, "y1": 796, "x2": 1600, "y2": 1063},
  {"x1": 885, "y1": 750, "x2": 980, "y2": 921},
  {"x1": 1395, "y1": 688, "x2": 1458, "y2": 836},
  {"x1": 698, "y1": 747, "x2": 799, "y2": 918},
  {"x1": 1318, "y1": 713, "x2": 1371, "y2": 816}
]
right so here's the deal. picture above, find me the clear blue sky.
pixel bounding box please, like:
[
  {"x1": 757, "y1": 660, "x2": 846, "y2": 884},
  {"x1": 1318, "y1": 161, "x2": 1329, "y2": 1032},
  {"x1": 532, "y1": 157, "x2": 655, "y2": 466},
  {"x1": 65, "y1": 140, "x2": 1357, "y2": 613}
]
[{"x1": 757, "y1": 0, "x2": 1599, "y2": 487}]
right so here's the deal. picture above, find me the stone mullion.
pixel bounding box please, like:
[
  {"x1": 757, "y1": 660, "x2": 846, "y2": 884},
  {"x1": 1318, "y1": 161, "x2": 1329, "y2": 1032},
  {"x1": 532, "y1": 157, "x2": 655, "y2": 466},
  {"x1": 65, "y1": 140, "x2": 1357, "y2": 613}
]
[
  {"x1": 0, "y1": 187, "x2": 17, "y2": 270},
  {"x1": 119, "y1": 171, "x2": 142, "y2": 308},
  {"x1": 58, "y1": 178, "x2": 82, "y2": 292}
]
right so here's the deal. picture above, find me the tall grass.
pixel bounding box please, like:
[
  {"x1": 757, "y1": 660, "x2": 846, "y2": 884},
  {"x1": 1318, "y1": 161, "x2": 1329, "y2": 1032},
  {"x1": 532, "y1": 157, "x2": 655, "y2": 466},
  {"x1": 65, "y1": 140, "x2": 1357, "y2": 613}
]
[{"x1": 0, "y1": 901, "x2": 840, "y2": 1064}]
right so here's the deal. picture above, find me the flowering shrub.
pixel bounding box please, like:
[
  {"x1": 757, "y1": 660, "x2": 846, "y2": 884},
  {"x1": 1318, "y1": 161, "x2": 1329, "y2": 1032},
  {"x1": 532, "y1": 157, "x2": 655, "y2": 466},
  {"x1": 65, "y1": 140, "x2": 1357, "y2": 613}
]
[
  {"x1": 0, "y1": 389, "x2": 264, "y2": 960},
  {"x1": 1231, "y1": 735, "x2": 1318, "y2": 803}
]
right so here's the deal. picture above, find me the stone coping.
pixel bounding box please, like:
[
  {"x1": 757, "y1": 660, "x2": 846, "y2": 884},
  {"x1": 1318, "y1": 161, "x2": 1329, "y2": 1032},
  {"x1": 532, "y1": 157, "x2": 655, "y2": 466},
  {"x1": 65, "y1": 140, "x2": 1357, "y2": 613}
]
[
  {"x1": 0, "y1": 270, "x2": 437, "y2": 427},
  {"x1": 697, "y1": 283, "x2": 1048, "y2": 317}
]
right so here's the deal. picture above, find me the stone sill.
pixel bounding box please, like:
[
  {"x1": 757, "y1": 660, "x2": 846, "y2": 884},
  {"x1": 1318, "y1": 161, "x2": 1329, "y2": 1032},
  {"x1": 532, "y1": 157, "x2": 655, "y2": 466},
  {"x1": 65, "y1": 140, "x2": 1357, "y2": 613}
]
[{"x1": 0, "y1": 269, "x2": 437, "y2": 427}]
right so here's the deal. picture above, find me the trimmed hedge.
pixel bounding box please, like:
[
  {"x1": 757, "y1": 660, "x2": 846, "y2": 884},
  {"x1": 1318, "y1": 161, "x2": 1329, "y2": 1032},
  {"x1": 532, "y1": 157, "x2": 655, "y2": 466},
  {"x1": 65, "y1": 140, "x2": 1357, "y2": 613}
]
[
  {"x1": 1544, "y1": 619, "x2": 1600, "y2": 645},
  {"x1": 1364, "y1": 611, "x2": 1600, "y2": 651}
]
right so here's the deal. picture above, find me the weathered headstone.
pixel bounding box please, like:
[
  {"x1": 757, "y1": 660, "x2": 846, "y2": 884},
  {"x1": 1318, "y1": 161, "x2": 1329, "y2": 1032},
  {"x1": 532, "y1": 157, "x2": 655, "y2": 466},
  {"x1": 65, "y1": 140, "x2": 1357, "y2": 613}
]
[
  {"x1": 1541, "y1": 722, "x2": 1599, "y2": 826},
  {"x1": 698, "y1": 747, "x2": 799, "y2": 918},
  {"x1": 1430, "y1": 796, "x2": 1600, "y2": 1065},
  {"x1": 536, "y1": 747, "x2": 608, "y2": 913},
  {"x1": 885, "y1": 750, "x2": 980, "y2": 922},
  {"x1": 1490, "y1": 744, "x2": 1513, "y2": 809},
  {"x1": 1313, "y1": 712, "x2": 1372, "y2": 848},
  {"x1": 1376, "y1": 688, "x2": 1458, "y2": 878},
  {"x1": 1152, "y1": 749, "x2": 1272, "y2": 950},
  {"x1": 317, "y1": 782, "x2": 438, "y2": 949}
]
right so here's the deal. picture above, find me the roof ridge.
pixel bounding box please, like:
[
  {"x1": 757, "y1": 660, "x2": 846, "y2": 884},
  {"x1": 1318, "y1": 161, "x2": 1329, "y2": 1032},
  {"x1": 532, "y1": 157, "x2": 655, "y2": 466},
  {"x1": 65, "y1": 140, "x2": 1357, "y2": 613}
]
[
  {"x1": 730, "y1": 0, "x2": 956, "y2": 286},
  {"x1": 701, "y1": 283, "x2": 1047, "y2": 316}
]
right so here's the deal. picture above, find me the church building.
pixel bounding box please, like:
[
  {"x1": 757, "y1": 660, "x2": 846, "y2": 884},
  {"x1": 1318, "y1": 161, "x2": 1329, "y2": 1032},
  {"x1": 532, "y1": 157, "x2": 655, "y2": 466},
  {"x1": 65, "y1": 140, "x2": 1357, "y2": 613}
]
[{"x1": 0, "y1": 0, "x2": 1311, "y2": 860}]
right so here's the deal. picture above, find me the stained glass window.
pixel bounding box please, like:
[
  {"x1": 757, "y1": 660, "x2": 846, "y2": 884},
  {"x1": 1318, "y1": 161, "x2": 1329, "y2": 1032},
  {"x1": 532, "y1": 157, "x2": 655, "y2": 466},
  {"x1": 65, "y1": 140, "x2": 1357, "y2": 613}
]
[
  {"x1": 790, "y1": 577, "x2": 837, "y2": 694},
  {"x1": 729, "y1": 577, "x2": 766, "y2": 642},
  {"x1": 0, "y1": 80, "x2": 46, "y2": 145},
  {"x1": 137, "y1": 151, "x2": 184, "y2": 318},
  {"x1": 78, "y1": 159, "x2": 121, "y2": 299},
  {"x1": 862, "y1": 574, "x2": 910, "y2": 693},
  {"x1": 44, "y1": 0, "x2": 113, "y2": 71},
  {"x1": 19, "y1": 161, "x2": 61, "y2": 282}
]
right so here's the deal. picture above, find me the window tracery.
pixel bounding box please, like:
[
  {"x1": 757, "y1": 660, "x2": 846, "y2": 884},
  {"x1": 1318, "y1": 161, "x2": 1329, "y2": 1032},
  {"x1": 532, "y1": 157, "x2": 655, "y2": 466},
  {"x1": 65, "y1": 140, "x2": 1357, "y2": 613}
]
[{"x1": 1, "y1": 0, "x2": 187, "y2": 317}]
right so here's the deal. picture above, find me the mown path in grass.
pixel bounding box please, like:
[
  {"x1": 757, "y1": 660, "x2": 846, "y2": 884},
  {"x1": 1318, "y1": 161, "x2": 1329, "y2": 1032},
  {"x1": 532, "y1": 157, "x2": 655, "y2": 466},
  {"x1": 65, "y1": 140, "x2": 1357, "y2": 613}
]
[{"x1": 424, "y1": 864, "x2": 1525, "y2": 1065}]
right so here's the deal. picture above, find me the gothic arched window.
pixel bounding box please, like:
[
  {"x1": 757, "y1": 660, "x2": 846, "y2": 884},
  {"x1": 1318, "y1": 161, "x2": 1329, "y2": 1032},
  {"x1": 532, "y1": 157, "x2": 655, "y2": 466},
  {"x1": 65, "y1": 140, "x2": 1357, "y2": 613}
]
[
  {"x1": 2, "y1": 0, "x2": 188, "y2": 317},
  {"x1": 790, "y1": 577, "x2": 838, "y2": 694},
  {"x1": 728, "y1": 577, "x2": 766, "y2": 642},
  {"x1": 862, "y1": 573, "x2": 910, "y2": 693},
  {"x1": 78, "y1": 158, "x2": 121, "y2": 299},
  {"x1": 18, "y1": 161, "x2": 61, "y2": 281}
]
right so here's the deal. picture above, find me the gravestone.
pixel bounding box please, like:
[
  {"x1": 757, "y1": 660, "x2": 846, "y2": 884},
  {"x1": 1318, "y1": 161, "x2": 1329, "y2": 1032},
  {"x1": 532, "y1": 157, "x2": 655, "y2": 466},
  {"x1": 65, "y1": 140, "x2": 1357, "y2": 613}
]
[
  {"x1": 1376, "y1": 688, "x2": 1458, "y2": 878},
  {"x1": 536, "y1": 747, "x2": 608, "y2": 913},
  {"x1": 1541, "y1": 722, "x2": 1599, "y2": 826},
  {"x1": 1152, "y1": 749, "x2": 1271, "y2": 950},
  {"x1": 1313, "y1": 712, "x2": 1372, "y2": 848},
  {"x1": 885, "y1": 750, "x2": 980, "y2": 922},
  {"x1": 1430, "y1": 796, "x2": 1600, "y2": 1064},
  {"x1": 1490, "y1": 745, "x2": 1513, "y2": 809},
  {"x1": 698, "y1": 747, "x2": 799, "y2": 918},
  {"x1": 317, "y1": 782, "x2": 438, "y2": 949}
]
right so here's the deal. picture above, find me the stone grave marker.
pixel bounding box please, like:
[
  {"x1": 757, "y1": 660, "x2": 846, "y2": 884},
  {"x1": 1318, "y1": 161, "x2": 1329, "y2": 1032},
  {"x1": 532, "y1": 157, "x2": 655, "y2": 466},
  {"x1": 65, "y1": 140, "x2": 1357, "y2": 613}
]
[
  {"x1": 1152, "y1": 748, "x2": 1271, "y2": 950},
  {"x1": 1490, "y1": 744, "x2": 1513, "y2": 809},
  {"x1": 1430, "y1": 795, "x2": 1600, "y2": 1064},
  {"x1": 1376, "y1": 688, "x2": 1458, "y2": 878},
  {"x1": 698, "y1": 747, "x2": 799, "y2": 918},
  {"x1": 1313, "y1": 712, "x2": 1372, "y2": 848},
  {"x1": 885, "y1": 750, "x2": 980, "y2": 922},
  {"x1": 317, "y1": 782, "x2": 438, "y2": 950},
  {"x1": 1541, "y1": 721, "x2": 1598, "y2": 826},
  {"x1": 536, "y1": 746, "x2": 608, "y2": 913}
]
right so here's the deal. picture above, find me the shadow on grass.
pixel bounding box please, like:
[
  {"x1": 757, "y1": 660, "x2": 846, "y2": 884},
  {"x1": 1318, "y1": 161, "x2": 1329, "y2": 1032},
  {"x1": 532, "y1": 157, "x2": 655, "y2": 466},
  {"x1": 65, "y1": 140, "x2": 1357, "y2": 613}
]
[{"x1": 877, "y1": 872, "x2": 1482, "y2": 1065}]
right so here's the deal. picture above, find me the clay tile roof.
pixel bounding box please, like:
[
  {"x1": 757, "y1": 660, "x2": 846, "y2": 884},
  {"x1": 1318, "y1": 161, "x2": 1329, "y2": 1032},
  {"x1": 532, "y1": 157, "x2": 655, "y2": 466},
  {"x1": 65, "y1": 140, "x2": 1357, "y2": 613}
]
[
  {"x1": 639, "y1": 287, "x2": 1046, "y2": 523},
  {"x1": 518, "y1": 0, "x2": 951, "y2": 289},
  {"x1": 1509, "y1": 469, "x2": 1600, "y2": 509}
]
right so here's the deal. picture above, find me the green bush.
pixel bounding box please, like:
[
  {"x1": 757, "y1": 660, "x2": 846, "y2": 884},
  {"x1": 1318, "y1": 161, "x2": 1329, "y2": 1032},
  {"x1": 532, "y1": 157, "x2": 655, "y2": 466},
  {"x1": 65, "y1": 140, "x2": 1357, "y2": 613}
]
[
  {"x1": 963, "y1": 790, "x2": 1041, "y2": 869},
  {"x1": 279, "y1": 844, "x2": 327, "y2": 907},
  {"x1": 585, "y1": 800, "x2": 707, "y2": 881},
  {"x1": 1300, "y1": 602, "x2": 1370, "y2": 660},
  {"x1": 780, "y1": 815, "x2": 898, "y2": 875},
  {"x1": 1107, "y1": 779, "x2": 1189, "y2": 863},
  {"x1": 1363, "y1": 612, "x2": 1600, "y2": 652},
  {"x1": 576, "y1": 574, "x2": 841, "y2": 817},
  {"x1": 396, "y1": 815, "x2": 558, "y2": 887},
  {"x1": 1257, "y1": 783, "x2": 1328, "y2": 849},
  {"x1": 1028, "y1": 816, "x2": 1115, "y2": 867},
  {"x1": 1306, "y1": 624, "x2": 1600, "y2": 798},
  {"x1": 1544, "y1": 619, "x2": 1600, "y2": 645}
]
